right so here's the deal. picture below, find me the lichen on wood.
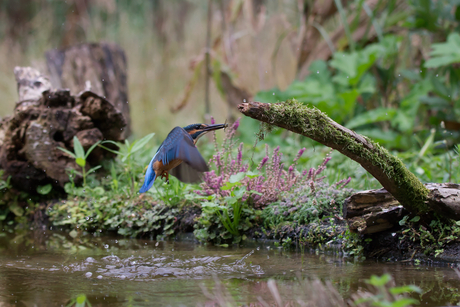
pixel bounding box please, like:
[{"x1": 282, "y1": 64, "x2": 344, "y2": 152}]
[{"x1": 238, "y1": 99, "x2": 431, "y2": 217}]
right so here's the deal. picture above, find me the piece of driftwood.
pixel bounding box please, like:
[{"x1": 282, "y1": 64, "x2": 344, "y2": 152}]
[
  {"x1": 237, "y1": 100, "x2": 460, "y2": 222},
  {"x1": 344, "y1": 183, "x2": 460, "y2": 234},
  {"x1": 45, "y1": 42, "x2": 130, "y2": 137},
  {"x1": 0, "y1": 67, "x2": 126, "y2": 192},
  {"x1": 343, "y1": 188, "x2": 406, "y2": 234}
]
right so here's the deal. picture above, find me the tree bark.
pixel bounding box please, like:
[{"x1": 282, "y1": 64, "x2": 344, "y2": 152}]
[
  {"x1": 237, "y1": 100, "x2": 449, "y2": 220},
  {"x1": 45, "y1": 42, "x2": 130, "y2": 138},
  {"x1": 344, "y1": 183, "x2": 460, "y2": 234},
  {"x1": 0, "y1": 66, "x2": 126, "y2": 193}
]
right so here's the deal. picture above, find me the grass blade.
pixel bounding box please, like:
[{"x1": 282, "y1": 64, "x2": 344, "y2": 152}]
[{"x1": 334, "y1": 0, "x2": 355, "y2": 52}]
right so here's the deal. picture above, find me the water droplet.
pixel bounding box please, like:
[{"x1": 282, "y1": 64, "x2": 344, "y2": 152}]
[
  {"x1": 243, "y1": 99, "x2": 246, "y2": 102},
  {"x1": 272, "y1": 93, "x2": 275, "y2": 95},
  {"x1": 436, "y1": 74, "x2": 438, "y2": 77},
  {"x1": 316, "y1": 71, "x2": 319, "y2": 74}
]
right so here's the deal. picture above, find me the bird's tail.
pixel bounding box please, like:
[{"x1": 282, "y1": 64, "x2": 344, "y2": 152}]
[{"x1": 139, "y1": 158, "x2": 157, "y2": 193}]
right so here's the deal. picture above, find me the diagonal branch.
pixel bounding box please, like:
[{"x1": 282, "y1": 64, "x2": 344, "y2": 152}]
[{"x1": 238, "y1": 100, "x2": 431, "y2": 217}]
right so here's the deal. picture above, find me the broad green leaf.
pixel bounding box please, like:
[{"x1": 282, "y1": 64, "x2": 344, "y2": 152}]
[
  {"x1": 346, "y1": 108, "x2": 397, "y2": 129},
  {"x1": 73, "y1": 136, "x2": 85, "y2": 159},
  {"x1": 366, "y1": 274, "x2": 391, "y2": 287},
  {"x1": 338, "y1": 89, "x2": 359, "y2": 116},
  {"x1": 37, "y1": 184, "x2": 52, "y2": 195},
  {"x1": 131, "y1": 133, "x2": 155, "y2": 154},
  {"x1": 410, "y1": 216, "x2": 421, "y2": 223},
  {"x1": 221, "y1": 181, "x2": 238, "y2": 190},
  {"x1": 76, "y1": 157, "x2": 86, "y2": 168},
  {"x1": 232, "y1": 187, "x2": 246, "y2": 198},
  {"x1": 245, "y1": 171, "x2": 260, "y2": 178},
  {"x1": 389, "y1": 298, "x2": 420, "y2": 307},
  {"x1": 9, "y1": 202, "x2": 24, "y2": 217},
  {"x1": 229, "y1": 172, "x2": 246, "y2": 183},
  {"x1": 330, "y1": 52, "x2": 359, "y2": 78},
  {"x1": 425, "y1": 33, "x2": 460, "y2": 68}
]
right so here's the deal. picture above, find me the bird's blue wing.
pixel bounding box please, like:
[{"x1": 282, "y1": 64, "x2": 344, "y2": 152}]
[
  {"x1": 169, "y1": 162, "x2": 202, "y2": 183},
  {"x1": 158, "y1": 127, "x2": 209, "y2": 173},
  {"x1": 139, "y1": 127, "x2": 209, "y2": 191},
  {"x1": 139, "y1": 151, "x2": 158, "y2": 193}
]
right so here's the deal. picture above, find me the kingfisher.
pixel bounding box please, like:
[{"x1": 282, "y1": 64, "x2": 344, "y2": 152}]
[{"x1": 139, "y1": 123, "x2": 227, "y2": 193}]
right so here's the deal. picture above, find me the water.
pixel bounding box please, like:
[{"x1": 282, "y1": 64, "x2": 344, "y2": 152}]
[{"x1": 0, "y1": 229, "x2": 459, "y2": 306}]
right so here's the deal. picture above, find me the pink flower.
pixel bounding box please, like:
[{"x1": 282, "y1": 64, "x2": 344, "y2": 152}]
[
  {"x1": 232, "y1": 118, "x2": 240, "y2": 130},
  {"x1": 211, "y1": 116, "x2": 215, "y2": 125},
  {"x1": 295, "y1": 148, "x2": 306, "y2": 161}
]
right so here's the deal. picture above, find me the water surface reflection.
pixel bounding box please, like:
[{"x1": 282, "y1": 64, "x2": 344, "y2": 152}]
[{"x1": 0, "y1": 229, "x2": 458, "y2": 306}]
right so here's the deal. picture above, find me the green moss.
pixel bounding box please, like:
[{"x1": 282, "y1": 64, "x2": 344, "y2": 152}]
[{"x1": 264, "y1": 99, "x2": 429, "y2": 214}]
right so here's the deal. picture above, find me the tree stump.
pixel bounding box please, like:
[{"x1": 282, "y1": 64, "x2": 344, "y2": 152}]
[
  {"x1": 45, "y1": 42, "x2": 130, "y2": 138},
  {"x1": 0, "y1": 67, "x2": 126, "y2": 193}
]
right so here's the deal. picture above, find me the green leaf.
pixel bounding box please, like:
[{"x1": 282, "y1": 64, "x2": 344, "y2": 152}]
[
  {"x1": 9, "y1": 202, "x2": 24, "y2": 217},
  {"x1": 37, "y1": 184, "x2": 52, "y2": 195},
  {"x1": 330, "y1": 52, "x2": 359, "y2": 78},
  {"x1": 73, "y1": 136, "x2": 85, "y2": 159},
  {"x1": 69, "y1": 229, "x2": 79, "y2": 238},
  {"x1": 220, "y1": 182, "x2": 236, "y2": 191},
  {"x1": 76, "y1": 157, "x2": 86, "y2": 168},
  {"x1": 84, "y1": 141, "x2": 101, "y2": 159},
  {"x1": 389, "y1": 298, "x2": 420, "y2": 307},
  {"x1": 366, "y1": 274, "x2": 391, "y2": 287},
  {"x1": 131, "y1": 133, "x2": 155, "y2": 154},
  {"x1": 98, "y1": 143, "x2": 122, "y2": 156},
  {"x1": 229, "y1": 172, "x2": 246, "y2": 183},
  {"x1": 410, "y1": 216, "x2": 421, "y2": 223},
  {"x1": 245, "y1": 171, "x2": 260, "y2": 178},
  {"x1": 425, "y1": 33, "x2": 460, "y2": 68},
  {"x1": 87, "y1": 165, "x2": 102, "y2": 174},
  {"x1": 346, "y1": 108, "x2": 397, "y2": 129},
  {"x1": 390, "y1": 285, "x2": 422, "y2": 295},
  {"x1": 58, "y1": 147, "x2": 76, "y2": 158}
]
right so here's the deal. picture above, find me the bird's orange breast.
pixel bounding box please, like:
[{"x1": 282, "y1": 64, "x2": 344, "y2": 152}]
[{"x1": 152, "y1": 158, "x2": 183, "y2": 174}]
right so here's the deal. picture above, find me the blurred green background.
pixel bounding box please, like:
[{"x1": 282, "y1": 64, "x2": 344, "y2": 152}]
[{"x1": 1, "y1": 0, "x2": 460, "y2": 185}]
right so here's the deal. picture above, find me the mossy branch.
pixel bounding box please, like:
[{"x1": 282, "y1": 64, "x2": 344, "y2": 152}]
[{"x1": 238, "y1": 100, "x2": 430, "y2": 216}]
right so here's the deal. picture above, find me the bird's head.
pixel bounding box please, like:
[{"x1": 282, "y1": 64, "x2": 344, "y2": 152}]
[{"x1": 183, "y1": 123, "x2": 228, "y2": 142}]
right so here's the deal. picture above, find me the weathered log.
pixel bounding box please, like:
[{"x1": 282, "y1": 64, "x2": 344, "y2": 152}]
[
  {"x1": 343, "y1": 188, "x2": 406, "y2": 234},
  {"x1": 237, "y1": 100, "x2": 460, "y2": 222},
  {"x1": 45, "y1": 42, "x2": 130, "y2": 137},
  {"x1": 344, "y1": 183, "x2": 460, "y2": 234},
  {"x1": 0, "y1": 67, "x2": 126, "y2": 192}
]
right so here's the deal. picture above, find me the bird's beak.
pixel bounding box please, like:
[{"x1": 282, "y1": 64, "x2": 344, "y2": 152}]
[
  {"x1": 194, "y1": 123, "x2": 228, "y2": 142},
  {"x1": 202, "y1": 123, "x2": 228, "y2": 132}
]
